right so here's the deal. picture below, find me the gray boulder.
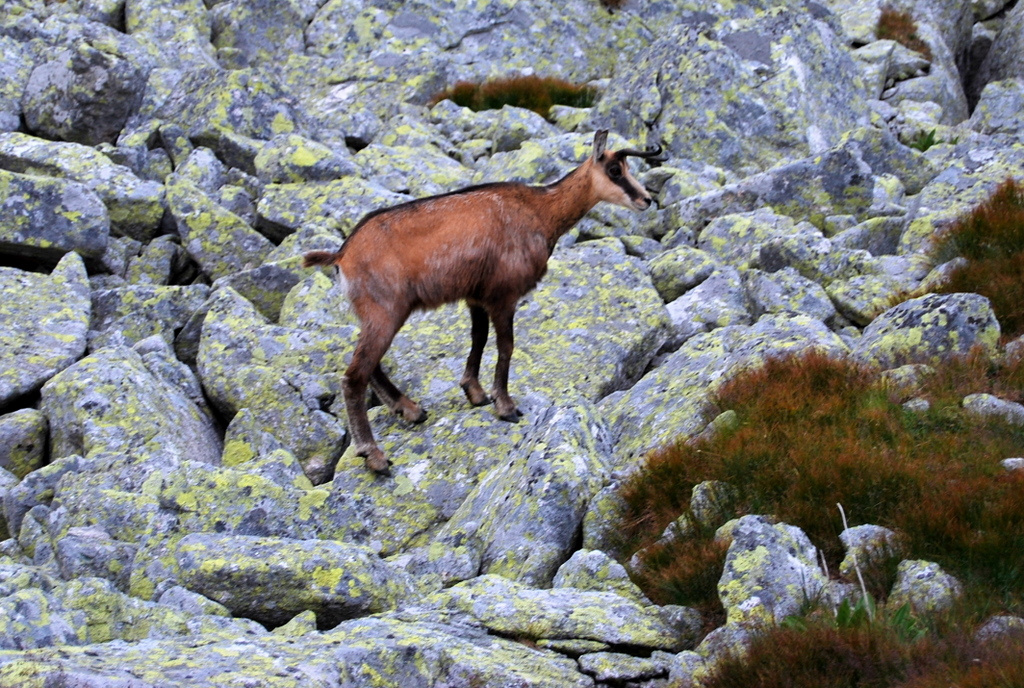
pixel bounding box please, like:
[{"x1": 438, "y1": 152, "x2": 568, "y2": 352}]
[
  {"x1": 962, "y1": 393, "x2": 1024, "y2": 426},
  {"x1": 88, "y1": 284, "x2": 209, "y2": 350},
  {"x1": 124, "y1": 0, "x2": 217, "y2": 71},
  {"x1": 0, "y1": 253, "x2": 90, "y2": 408},
  {"x1": 596, "y1": 9, "x2": 870, "y2": 174},
  {"x1": 887, "y1": 559, "x2": 963, "y2": 615},
  {"x1": 975, "y1": 3, "x2": 1024, "y2": 92},
  {"x1": 716, "y1": 515, "x2": 829, "y2": 626},
  {"x1": 166, "y1": 533, "x2": 414, "y2": 628},
  {"x1": 968, "y1": 78, "x2": 1024, "y2": 136},
  {"x1": 0, "y1": 36, "x2": 31, "y2": 133},
  {"x1": 40, "y1": 345, "x2": 222, "y2": 464},
  {"x1": 21, "y1": 23, "x2": 152, "y2": 145},
  {"x1": 853, "y1": 293, "x2": 1001, "y2": 368},
  {"x1": 0, "y1": 168, "x2": 109, "y2": 265},
  {"x1": 0, "y1": 132, "x2": 165, "y2": 241},
  {"x1": 553, "y1": 549, "x2": 652, "y2": 605},
  {"x1": 0, "y1": 409, "x2": 48, "y2": 480}
]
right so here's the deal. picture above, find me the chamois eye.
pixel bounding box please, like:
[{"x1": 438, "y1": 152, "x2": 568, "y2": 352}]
[{"x1": 607, "y1": 164, "x2": 622, "y2": 179}]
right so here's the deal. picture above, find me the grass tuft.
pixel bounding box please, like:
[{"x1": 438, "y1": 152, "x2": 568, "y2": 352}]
[
  {"x1": 619, "y1": 350, "x2": 1024, "y2": 621},
  {"x1": 428, "y1": 75, "x2": 598, "y2": 119},
  {"x1": 933, "y1": 178, "x2": 1024, "y2": 339},
  {"x1": 877, "y1": 6, "x2": 933, "y2": 61}
]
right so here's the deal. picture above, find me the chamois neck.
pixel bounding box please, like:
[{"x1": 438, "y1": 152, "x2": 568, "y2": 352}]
[{"x1": 540, "y1": 162, "x2": 598, "y2": 245}]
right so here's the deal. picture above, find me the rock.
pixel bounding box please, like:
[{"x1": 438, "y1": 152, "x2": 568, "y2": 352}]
[
  {"x1": 974, "y1": 614, "x2": 1024, "y2": 643},
  {"x1": 647, "y1": 245, "x2": 720, "y2": 302},
  {"x1": 54, "y1": 526, "x2": 136, "y2": 591},
  {"x1": 596, "y1": 9, "x2": 870, "y2": 174},
  {"x1": 0, "y1": 36, "x2": 31, "y2": 133},
  {"x1": 0, "y1": 132, "x2": 165, "y2": 241},
  {"x1": 165, "y1": 177, "x2": 274, "y2": 282},
  {"x1": 21, "y1": 24, "x2": 152, "y2": 145},
  {"x1": 975, "y1": 3, "x2": 1024, "y2": 89},
  {"x1": 431, "y1": 403, "x2": 614, "y2": 587},
  {"x1": 0, "y1": 168, "x2": 109, "y2": 266},
  {"x1": 578, "y1": 651, "x2": 668, "y2": 682},
  {"x1": 601, "y1": 314, "x2": 848, "y2": 467},
  {"x1": 353, "y1": 143, "x2": 474, "y2": 197},
  {"x1": 0, "y1": 410, "x2": 47, "y2": 479},
  {"x1": 253, "y1": 133, "x2": 357, "y2": 184},
  {"x1": 853, "y1": 293, "x2": 1001, "y2": 368},
  {"x1": 166, "y1": 533, "x2": 413, "y2": 628},
  {"x1": 432, "y1": 574, "x2": 698, "y2": 652},
  {"x1": 716, "y1": 515, "x2": 829, "y2": 626},
  {"x1": 40, "y1": 346, "x2": 222, "y2": 465},
  {"x1": 745, "y1": 267, "x2": 837, "y2": 324},
  {"x1": 663, "y1": 268, "x2": 752, "y2": 349},
  {"x1": 208, "y1": 0, "x2": 311, "y2": 69},
  {"x1": 88, "y1": 284, "x2": 209, "y2": 350},
  {"x1": 553, "y1": 549, "x2": 651, "y2": 605},
  {"x1": 968, "y1": 79, "x2": 1024, "y2": 136},
  {"x1": 0, "y1": 253, "x2": 90, "y2": 408},
  {"x1": 962, "y1": 393, "x2": 1024, "y2": 426},
  {"x1": 887, "y1": 559, "x2": 963, "y2": 615},
  {"x1": 838, "y1": 524, "x2": 905, "y2": 580}
]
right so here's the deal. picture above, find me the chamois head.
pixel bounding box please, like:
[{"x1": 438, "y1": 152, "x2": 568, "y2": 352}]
[{"x1": 588, "y1": 129, "x2": 663, "y2": 211}]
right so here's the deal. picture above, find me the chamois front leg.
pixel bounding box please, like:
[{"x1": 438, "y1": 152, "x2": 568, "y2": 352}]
[
  {"x1": 371, "y1": 364, "x2": 427, "y2": 423},
  {"x1": 489, "y1": 303, "x2": 523, "y2": 422},
  {"x1": 460, "y1": 304, "x2": 491, "y2": 407}
]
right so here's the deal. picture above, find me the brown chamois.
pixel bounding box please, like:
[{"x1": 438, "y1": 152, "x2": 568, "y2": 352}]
[{"x1": 303, "y1": 130, "x2": 662, "y2": 474}]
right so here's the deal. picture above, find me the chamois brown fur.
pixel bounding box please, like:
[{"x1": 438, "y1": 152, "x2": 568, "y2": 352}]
[{"x1": 304, "y1": 130, "x2": 661, "y2": 474}]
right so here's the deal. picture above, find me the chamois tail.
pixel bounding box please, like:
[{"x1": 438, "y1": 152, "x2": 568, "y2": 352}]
[{"x1": 302, "y1": 250, "x2": 343, "y2": 268}]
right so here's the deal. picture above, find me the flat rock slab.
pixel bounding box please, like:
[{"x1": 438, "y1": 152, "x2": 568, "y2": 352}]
[{"x1": 0, "y1": 254, "x2": 90, "y2": 408}]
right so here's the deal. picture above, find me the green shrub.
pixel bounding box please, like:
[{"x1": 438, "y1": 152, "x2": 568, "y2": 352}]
[{"x1": 429, "y1": 75, "x2": 598, "y2": 119}]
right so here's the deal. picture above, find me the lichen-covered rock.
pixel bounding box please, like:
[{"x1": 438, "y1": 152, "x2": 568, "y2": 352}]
[
  {"x1": 256, "y1": 176, "x2": 408, "y2": 239},
  {"x1": 887, "y1": 559, "x2": 963, "y2": 615},
  {"x1": 578, "y1": 651, "x2": 668, "y2": 682},
  {"x1": 601, "y1": 314, "x2": 848, "y2": 467},
  {"x1": 716, "y1": 515, "x2": 829, "y2": 626},
  {"x1": 0, "y1": 254, "x2": 90, "y2": 408},
  {"x1": 428, "y1": 402, "x2": 613, "y2": 587},
  {"x1": 165, "y1": 177, "x2": 274, "y2": 282},
  {"x1": 553, "y1": 549, "x2": 651, "y2": 605},
  {"x1": 166, "y1": 533, "x2": 414, "y2": 628},
  {"x1": 124, "y1": 0, "x2": 216, "y2": 71},
  {"x1": 88, "y1": 284, "x2": 209, "y2": 350},
  {"x1": 53, "y1": 526, "x2": 136, "y2": 591},
  {"x1": 664, "y1": 268, "x2": 753, "y2": 349},
  {"x1": 432, "y1": 574, "x2": 697, "y2": 652},
  {"x1": 0, "y1": 36, "x2": 30, "y2": 133},
  {"x1": 196, "y1": 286, "x2": 350, "y2": 483},
  {"x1": 0, "y1": 168, "x2": 109, "y2": 265},
  {"x1": 975, "y1": 3, "x2": 1024, "y2": 89},
  {"x1": 745, "y1": 267, "x2": 837, "y2": 324},
  {"x1": 839, "y1": 524, "x2": 905, "y2": 580},
  {"x1": 208, "y1": 0, "x2": 311, "y2": 69},
  {"x1": 353, "y1": 143, "x2": 474, "y2": 197},
  {"x1": 648, "y1": 245, "x2": 720, "y2": 303},
  {"x1": 21, "y1": 24, "x2": 152, "y2": 145},
  {"x1": 253, "y1": 133, "x2": 357, "y2": 184},
  {"x1": 596, "y1": 9, "x2": 870, "y2": 174},
  {"x1": 40, "y1": 345, "x2": 222, "y2": 464},
  {"x1": 962, "y1": 393, "x2": 1024, "y2": 426},
  {"x1": 853, "y1": 293, "x2": 1001, "y2": 368},
  {"x1": 0, "y1": 410, "x2": 47, "y2": 480},
  {"x1": 968, "y1": 79, "x2": 1024, "y2": 136},
  {"x1": 0, "y1": 132, "x2": 165, "y2": 241}
]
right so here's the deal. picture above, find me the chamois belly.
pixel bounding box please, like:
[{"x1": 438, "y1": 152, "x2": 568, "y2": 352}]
[{"x1": 412, "y1": 239, "x2": 548, "y2": 310}]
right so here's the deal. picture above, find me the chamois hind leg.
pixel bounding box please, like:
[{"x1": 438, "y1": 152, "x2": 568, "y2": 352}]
[
  {"x1": 371, "y1": 364, "x2": 427, "y2": 423},
  {"x1": 344, "y1": 306, "x2": 406, "y2": 474},
  {"x1": 489, "y1": 302, "x2": 523, "y2": 422},
  {"x1": 460, "y1": 304, "x2": 491, "y2": 407}
]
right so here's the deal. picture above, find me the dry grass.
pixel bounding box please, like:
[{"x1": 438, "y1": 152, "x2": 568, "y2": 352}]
[
  {"x1": 933, "y1": 178, "x2": 1024, "y2": 340},
  {"x1": 619, "y1": 350, "x2": 1024, "y2": 618},
  {"x1": 428, "y1": 75, "x2": 597, "y2": 119},
  {"x1": 877, "y1": 6, "x2": 932, "y2": 61}
]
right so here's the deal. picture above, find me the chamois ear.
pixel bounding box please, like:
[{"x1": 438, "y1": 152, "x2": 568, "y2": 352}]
[{"x1": 592, "y1": 130, "x2": 609, "y2": 161}]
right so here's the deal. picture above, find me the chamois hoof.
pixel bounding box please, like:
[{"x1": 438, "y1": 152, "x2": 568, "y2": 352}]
[
  {"x1": 461, "y1": 382, "x2": 492, "y2": 407},
  {"x1": 364, "y1": 449, "x2": 392, "y2": 475},
  {"x1": 497, "y1": 406, "x2": 523, "y2": 423},
  {"x1": 398, "y1": 402, "x2": 427, "y2": 424}
]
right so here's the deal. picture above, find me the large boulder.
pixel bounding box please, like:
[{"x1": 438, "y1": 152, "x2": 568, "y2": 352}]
[
  {"x1": 0, "y1": 133, "x2": 165, "y2": 241},
  {"x1": 595, "y1": 7, "x2": 870, "y2": 174},
  {"x1": 40, "y1": 345, "x2": 222, "y2": 464},
  {"x1": 0, "y1": 168, "x2": 109, "y2": 266},
  {"x1": 0, "y1": 36, "x2": 31, "y2": 133},
  {"x1": 0, "y1": 254, "x2": 90, "y2": 408}
]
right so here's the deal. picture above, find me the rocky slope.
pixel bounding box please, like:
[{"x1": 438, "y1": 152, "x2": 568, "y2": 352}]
[{"x1": 1, "y1": 0, "x2": 1024, "y2": 685}]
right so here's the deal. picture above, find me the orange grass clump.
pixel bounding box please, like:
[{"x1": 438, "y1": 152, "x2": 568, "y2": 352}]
[
  {"x1": 620, "y1": 350, "x2": 1024, "y2": 614},
  {"x1": 429, "y1": 75, "x2": 597, "y2": 119},
  {"x1": 934, "y1": 178, "x2": 1024, "y2": 340},
  {"x1": 877, "y1": 6, "x2": 933, "y2": 61}
]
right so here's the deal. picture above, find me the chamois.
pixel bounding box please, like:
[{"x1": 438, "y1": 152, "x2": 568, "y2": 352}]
[{"x1": 303, "y1": 130, "x2": 662, "y2": 474}]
